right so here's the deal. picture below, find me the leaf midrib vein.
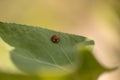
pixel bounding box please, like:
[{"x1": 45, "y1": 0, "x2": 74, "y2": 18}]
[{"x1": 14, "y1": 53, "x2": 69, "y2": 72}]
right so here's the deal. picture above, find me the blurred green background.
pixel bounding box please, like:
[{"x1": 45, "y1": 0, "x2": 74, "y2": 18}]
[{"x1": 0, "y1": 0, "x2": 120, "y2": 80}]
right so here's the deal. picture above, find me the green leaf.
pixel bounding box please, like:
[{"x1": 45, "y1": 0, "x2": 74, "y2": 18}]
[
  {"x1": 0, "y1": 22, "x2": 107, "y2": 80},
  {"x1": 0, "y1": 71, "x2": 40, "y2": 80},
  {"x1": 74, "y1": 45, "x2": 108, "y2": 80}
]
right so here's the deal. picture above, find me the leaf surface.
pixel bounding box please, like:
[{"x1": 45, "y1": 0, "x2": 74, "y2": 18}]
[{"x1": 0, "y1": 22, "x2": 107, "y2": 80}]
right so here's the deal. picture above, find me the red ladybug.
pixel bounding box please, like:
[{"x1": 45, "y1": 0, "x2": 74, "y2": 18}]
[{"x1": 51, "y1": 34, "x2": 60, "y2": 43}]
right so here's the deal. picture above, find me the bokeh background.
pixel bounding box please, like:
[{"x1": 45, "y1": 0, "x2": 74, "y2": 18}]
[{"x1": 0, "y1": 0, "x2": 120, "y2": 80}]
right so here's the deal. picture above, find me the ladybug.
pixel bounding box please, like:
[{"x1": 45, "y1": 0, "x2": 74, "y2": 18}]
[{"x1": 51, "y1": 34, "x2": 60, "y2": 43}]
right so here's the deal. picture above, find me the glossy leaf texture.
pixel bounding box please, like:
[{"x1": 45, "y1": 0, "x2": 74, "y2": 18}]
[{"x1": 0, "y1": 22, "x2": 107, "y2": 80}]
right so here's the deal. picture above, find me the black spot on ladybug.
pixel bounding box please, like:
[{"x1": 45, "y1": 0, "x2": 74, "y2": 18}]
[{"x1": 51, "y1": 35, "x2": 60, "y2": 43}]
